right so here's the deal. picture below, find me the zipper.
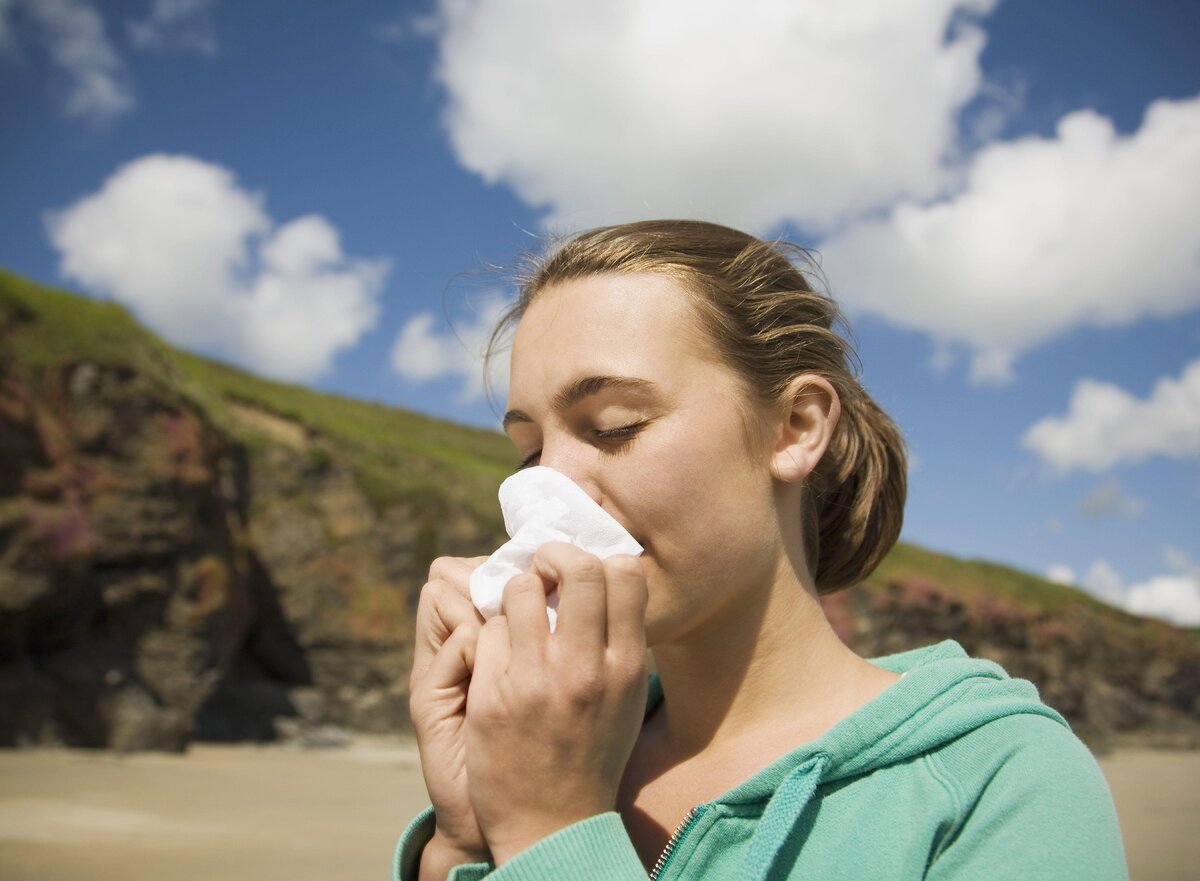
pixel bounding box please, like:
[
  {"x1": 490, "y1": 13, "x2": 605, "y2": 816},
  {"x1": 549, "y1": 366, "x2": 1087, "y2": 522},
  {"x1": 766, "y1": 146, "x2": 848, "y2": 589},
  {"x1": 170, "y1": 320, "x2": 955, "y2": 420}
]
[{"x1": 649, "y1": 805, "x2": 704, "y2": 881}]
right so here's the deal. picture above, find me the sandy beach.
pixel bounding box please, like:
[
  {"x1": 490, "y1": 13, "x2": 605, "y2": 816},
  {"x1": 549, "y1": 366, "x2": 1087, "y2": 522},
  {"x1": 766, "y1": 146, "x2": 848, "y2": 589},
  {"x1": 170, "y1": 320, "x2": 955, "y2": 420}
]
[{"x1": 0, "y1": 740, "x2": 1195, "y2": 881}]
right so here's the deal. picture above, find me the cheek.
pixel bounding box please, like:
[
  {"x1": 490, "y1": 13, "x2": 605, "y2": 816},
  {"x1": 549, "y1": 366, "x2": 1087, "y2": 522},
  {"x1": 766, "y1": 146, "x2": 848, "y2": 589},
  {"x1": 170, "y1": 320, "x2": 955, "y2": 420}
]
[{"x1": 626, "y1": 443, "x2": 775, "y2": 585}]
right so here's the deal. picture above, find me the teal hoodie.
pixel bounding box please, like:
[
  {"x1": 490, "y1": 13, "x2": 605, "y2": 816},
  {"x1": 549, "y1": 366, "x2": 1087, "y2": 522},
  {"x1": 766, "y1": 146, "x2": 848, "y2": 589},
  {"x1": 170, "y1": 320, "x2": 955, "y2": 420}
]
[{"x1": 393, "y1": 640, "x2": 1128, "y2": 880}]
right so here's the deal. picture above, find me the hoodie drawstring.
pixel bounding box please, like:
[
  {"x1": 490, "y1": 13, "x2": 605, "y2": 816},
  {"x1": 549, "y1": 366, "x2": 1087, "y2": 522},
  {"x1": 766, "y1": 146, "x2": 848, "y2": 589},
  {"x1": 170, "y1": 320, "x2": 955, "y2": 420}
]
[{"x1": 743, "y1": 753, "x2": 831, "y2": 881}]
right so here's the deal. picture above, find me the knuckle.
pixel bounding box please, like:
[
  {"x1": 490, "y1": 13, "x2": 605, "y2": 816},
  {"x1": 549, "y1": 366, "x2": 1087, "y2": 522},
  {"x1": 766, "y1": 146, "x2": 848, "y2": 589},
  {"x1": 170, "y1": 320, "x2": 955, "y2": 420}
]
[
  {"x1": 568, "y1": 556, "x2": 607, "y2": 584},
  {"x1": 453, "y1": 619, "x2": 481, "y2": 641},
  {"x1": 565, "y1": 664, "x2": 605, "y2": 702},
  {"x1": 613, "y1": 650, "x2": 649, "y2": 683},
  {"x1": 428, "y1": 556, "x2": 474, "y2": 593},
  {"x1": 427, "y1": 556, "x2": 457, "y2": 581},
  {"x1": 417, "y1": 578, "x2": 447, "y2": 608},
  {"x1": 604, "y1": 554, "x2": 644, "y2": 581},
  {"x1": 504, "y1": 572, "x2": 542, "y2": 596},
  {"x1": 603, "y1": 639, "x2": 645, "y2": 673},
  {"x1": 480, "y1": 614, "x2": 508, "y2": 638}
]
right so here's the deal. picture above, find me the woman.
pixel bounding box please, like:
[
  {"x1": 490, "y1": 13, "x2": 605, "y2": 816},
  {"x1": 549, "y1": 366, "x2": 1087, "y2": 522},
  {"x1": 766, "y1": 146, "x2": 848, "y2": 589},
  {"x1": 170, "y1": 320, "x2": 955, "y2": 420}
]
[{"x1": 396, "y1": 221, "x2": 1127, "y2": 880}]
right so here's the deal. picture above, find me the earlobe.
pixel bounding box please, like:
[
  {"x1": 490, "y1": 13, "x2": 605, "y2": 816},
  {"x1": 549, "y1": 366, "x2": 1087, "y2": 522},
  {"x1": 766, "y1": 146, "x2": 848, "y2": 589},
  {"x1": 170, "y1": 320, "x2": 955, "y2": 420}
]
[{"x1": 769, "y1": 376, "x2": 840, "y2": 484}]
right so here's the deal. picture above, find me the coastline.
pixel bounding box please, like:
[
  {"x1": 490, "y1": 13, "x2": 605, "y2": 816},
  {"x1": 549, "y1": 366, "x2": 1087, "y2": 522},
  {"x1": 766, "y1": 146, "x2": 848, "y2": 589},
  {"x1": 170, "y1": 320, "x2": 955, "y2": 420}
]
[{"x1": 0, "y1": 739, "x2": 1194, "y2": 881}]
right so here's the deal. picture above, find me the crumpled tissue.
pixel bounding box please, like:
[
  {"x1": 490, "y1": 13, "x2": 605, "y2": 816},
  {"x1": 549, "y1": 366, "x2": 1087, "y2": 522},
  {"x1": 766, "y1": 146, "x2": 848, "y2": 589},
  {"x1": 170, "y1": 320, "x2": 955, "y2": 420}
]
[{"x1": 469, "y1": 466, "x2": 643, "y2": 631}]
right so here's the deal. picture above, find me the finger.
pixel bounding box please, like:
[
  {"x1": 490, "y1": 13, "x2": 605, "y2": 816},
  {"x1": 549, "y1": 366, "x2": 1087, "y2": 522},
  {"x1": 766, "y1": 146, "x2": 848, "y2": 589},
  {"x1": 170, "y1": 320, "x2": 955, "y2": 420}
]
[
  {"x1": 413, "y1": 580, "x2": 485, "y2": 686},
  {"x1": 428, "y1": 555, "x2": 490, "y2": 599},
  {"x1": 470, "y1": 614, "x2": 511, "y2": 695},
  {"x1": 500, "y1": 572, "x2": 550, "y2": 669},
  {"x1": 603, "y1": 554, "x2": 648, "y2": 655},
  {"x1": 530, "y1": 542, "x2": 606, "y2": 658},
  {"x1": 416, "y1": 622, "x2": 479, "y2": 699}
]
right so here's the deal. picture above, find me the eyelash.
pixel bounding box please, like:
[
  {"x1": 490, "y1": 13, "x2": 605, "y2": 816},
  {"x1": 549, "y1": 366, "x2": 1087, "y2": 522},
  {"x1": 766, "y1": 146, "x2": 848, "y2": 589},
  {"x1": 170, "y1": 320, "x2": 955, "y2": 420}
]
[{"x1": 516, "y1": 421, "x2": 648, "y2": 470}]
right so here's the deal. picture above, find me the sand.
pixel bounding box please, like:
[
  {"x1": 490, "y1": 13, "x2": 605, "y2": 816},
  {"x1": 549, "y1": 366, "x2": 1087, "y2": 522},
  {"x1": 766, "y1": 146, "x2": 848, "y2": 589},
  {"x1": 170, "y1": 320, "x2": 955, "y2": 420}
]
[{"x1": 0, "y1": 740, "x2": 1195, "y2": 881}]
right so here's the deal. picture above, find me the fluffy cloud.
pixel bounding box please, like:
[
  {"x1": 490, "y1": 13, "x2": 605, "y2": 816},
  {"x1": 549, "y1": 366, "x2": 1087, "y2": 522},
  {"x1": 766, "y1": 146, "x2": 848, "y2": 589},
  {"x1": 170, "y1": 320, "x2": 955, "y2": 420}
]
[
  {"x1": 429, "y1": 0, "x2": 998, "y2": 232},
  {"x1": 1044, "y1": 564, "x2": 1076, "y2": 587},
  {"x1": 1073, "y1": 554, "x2": 1200, "y2": 628},
  {"x1": 391, "y1": 296, "x2": 512, "y2": 404},
  {"x1": 424, "y1": 1, "x2": 1200, "y2": 385},
  {"x1": 127, "y1": 0, "x2": 217, "y2": 55},
  {"x1": 2, "y1": 0, "x2": 217, "y2": 121},
  {"x1": 1080, "y1": 560, "x2": 1124, "y2": 604},
  {"x1": 2, "y1": 0, "x2": 134, "y2": 122},
  {"x1": 820, "y1": 96, "x2": 1200, "y2": 383},
  {"x1": 1061, "y1": 559, "x2": 1199, "y2": 630},
  {"x1": 1124, "y1": 575, "x2": 1200, "y2": 627},
  {"x1": 1021, "y1": 359, "x2": 1200, "y2": 473},
  {"x1": 1075, "y1": 478, "x2": 1146, "y2": 519},
  {"x1": 47, "y1": 154, "x2": 388, "y2": 382}
]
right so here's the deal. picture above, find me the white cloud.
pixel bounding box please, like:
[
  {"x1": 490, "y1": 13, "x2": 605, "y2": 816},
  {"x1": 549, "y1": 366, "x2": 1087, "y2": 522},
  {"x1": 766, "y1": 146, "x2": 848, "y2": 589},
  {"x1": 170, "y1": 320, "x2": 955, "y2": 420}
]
[
  {"x1": 820, "y1": 96, "x2": 1200, "y2": 383},
  {"x1": 2, "y1": 0, "x2": 134, "y2": 122},
  {"x1": 47, "y1": 154, "x2": 388, "y2": 382},
  {"x1": 1075, "y1": 478, "x2": 1146, "y2": 519},
  {"x1": 391, "y1": 296, "x2": 512, "y2": 404},
  {"x1": 127, "y1": 0, "x2": 217, "y2": 55},
  {"x1": 1129, "y1": 548, "x2": 1200, "y2": 627},
  {"x1": 1081, "y1": 559, "x2": 1124, "y2": 605},
  {"x1": 1076, "y1": 554, "x2": 1200, "y2": 628},
  {"x1": 1124, "y1": 575, "x2": 1200, "y2": 627},
  {"x1": 1044, "y1": 564, "x2": 1076, "y2": 586},
  {"x1": 1021, "y1": 359, "x2": 1200, "y2": 473},
  {"x1": 428, "y1": 0, "x2": 998, "y2": 232}
]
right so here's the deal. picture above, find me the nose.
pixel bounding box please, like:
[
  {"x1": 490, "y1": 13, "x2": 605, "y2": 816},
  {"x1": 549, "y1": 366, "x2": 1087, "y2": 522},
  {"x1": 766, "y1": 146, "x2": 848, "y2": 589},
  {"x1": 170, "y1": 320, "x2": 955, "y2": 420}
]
[{"x1": 536, "y1": 440, "x2": 604, "y2": 507}]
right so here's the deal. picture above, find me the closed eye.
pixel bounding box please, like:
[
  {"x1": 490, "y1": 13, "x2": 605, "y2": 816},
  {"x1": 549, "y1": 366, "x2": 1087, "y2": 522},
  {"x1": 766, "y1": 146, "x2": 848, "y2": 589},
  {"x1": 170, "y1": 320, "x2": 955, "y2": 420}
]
[
  {"x1": 514, "y1": 421, "x2": 648, "y2": 471},
  {"x1": 594, "y1": 421, "x2": 647, "y2": 441}
]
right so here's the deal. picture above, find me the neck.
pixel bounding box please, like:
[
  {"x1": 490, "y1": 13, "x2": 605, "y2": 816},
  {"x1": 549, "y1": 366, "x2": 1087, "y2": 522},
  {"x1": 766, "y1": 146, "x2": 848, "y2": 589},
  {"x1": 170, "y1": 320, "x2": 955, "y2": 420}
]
[{"x1": 647, "y1": 563, "x2": 894, "y2": 758}]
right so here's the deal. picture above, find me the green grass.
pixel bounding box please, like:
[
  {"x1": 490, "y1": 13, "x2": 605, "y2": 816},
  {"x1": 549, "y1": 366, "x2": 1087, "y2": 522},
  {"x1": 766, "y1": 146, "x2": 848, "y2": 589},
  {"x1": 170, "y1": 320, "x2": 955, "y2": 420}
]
[
  {"x1": 5, "y1": 268, "x2": 1196, "y2": 649},
  {"x1": 1, "y1": 270, "x2": 514, "y2": 523},
  {"x1": 867, "y1": 541, "x2": 1200, "y2": 647},
  {"x1": 0, "y1": 270, "x2": 179, "y2": 380}
]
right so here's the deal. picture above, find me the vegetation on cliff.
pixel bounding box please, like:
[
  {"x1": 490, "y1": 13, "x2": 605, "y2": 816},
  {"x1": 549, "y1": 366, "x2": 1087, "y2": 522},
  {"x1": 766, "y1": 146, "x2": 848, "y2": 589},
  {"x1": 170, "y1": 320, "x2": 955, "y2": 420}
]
[{"x1": 1, "y1": 271, "x2": 1196, "y2": 751}]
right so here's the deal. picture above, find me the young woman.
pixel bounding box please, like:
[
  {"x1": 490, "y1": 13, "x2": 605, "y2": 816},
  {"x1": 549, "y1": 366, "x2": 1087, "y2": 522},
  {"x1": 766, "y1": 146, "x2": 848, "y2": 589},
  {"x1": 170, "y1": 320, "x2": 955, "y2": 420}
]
[{"x1": 396, "y1": 221, "x2": 1128, "y2": 880}]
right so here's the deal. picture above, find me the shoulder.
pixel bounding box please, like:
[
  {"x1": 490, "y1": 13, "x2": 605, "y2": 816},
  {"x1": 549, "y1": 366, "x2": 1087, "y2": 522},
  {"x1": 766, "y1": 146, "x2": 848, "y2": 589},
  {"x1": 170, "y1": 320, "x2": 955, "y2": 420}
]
[
  {"x1": 933, "y1": 712, "x2": 1107, "y2": 795},
  {"x1": 923, "y1": 714, "x2": 1128, "y2": 879}
]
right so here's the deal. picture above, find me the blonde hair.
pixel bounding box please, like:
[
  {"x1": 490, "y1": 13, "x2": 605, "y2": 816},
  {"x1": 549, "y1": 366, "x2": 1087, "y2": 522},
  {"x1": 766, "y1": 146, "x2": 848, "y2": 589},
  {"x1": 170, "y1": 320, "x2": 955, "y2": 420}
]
[{"x1": 488, "y1": 219, "x2": 906, "y2": 593}]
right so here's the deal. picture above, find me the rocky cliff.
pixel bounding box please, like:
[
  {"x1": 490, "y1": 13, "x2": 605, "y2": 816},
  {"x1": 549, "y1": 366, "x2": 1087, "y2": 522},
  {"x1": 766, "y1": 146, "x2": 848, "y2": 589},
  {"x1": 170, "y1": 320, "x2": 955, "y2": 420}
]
[
  {"x1": 0, "y1": 272, "x2": 509, "y2": 749},
  {"x1": 1, "y1": 271, "x2": 1197, "y2": 751}
]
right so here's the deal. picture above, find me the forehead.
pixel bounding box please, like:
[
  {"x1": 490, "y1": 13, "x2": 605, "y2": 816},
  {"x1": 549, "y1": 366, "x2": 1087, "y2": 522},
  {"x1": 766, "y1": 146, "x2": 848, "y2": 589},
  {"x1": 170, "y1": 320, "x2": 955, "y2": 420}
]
[{"x1": 508, "y1": 273, "x2": 710, "y2": 396}]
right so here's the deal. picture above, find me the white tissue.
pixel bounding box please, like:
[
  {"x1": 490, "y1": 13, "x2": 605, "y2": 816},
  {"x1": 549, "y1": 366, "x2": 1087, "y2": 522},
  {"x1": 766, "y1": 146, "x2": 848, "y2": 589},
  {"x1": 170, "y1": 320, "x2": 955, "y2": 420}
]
[{"x1": 469, "y1": 466, "x2": 643, "y2": 631}]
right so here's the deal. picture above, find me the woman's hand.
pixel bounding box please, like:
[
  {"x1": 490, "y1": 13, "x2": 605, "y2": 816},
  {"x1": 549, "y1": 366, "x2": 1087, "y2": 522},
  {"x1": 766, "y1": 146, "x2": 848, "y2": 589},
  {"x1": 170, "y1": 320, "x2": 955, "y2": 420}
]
[
  {"x1": 465, "y1": 542, "x2": 649, "y2": 866},
  {"x1": 408, "y1": 556, "x2": 490, "y2": 872}
]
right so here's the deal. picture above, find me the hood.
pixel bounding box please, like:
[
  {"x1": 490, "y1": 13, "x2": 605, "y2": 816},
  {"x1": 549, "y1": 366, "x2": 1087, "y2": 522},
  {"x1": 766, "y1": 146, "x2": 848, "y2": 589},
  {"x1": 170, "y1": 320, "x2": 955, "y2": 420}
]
[
  {"x1": 646, "y1": 640, "x2": 1066, "y2": 801},
  {"x1": 683, "y1": 640, "x2": 1065, "y2": 804},
  {"x1": 645, "y1": 640, "x2": 1069, "y2": 880}
]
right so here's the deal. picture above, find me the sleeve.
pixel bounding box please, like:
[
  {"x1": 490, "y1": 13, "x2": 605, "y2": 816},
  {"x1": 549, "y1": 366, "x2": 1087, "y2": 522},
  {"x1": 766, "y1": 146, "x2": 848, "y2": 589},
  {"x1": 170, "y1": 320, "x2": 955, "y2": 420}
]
[
  {"x1": 925, "y1": 716, "x2": 1129, "y2": 881},
  {"x1": 483, "y1": 813, "x2": 649, "y2": 881},
  {"x1": 392, "y1": 806, "x2": 493, "y2": 881}
]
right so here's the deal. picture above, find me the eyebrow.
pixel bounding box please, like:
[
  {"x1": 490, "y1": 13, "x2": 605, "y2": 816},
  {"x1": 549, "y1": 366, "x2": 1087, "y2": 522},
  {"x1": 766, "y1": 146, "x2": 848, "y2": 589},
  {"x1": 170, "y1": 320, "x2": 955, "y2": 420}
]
[{"x1": 502, "y1": 375, "x2": 657, "y2": 429}]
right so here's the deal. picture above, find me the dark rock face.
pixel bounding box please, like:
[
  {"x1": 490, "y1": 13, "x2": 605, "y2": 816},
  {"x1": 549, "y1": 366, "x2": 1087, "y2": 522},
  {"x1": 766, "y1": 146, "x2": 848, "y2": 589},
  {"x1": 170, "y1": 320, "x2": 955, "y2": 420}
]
[
  {"x1": 0, "y1": 361, "x2": 501, "y2": 750},
  {"x1": 2, "y1": 357, "x2": 1197, "y2": 753},
  {"x1": 823, "y1": 580, "x2": 1200, "y2": 750}
]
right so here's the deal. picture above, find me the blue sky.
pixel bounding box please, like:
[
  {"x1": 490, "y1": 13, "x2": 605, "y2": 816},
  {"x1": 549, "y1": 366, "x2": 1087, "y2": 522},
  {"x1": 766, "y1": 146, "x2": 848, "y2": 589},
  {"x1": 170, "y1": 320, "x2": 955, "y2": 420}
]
[{"x1": 1, "y1": 0, "x2": 1197, "y2": 624}]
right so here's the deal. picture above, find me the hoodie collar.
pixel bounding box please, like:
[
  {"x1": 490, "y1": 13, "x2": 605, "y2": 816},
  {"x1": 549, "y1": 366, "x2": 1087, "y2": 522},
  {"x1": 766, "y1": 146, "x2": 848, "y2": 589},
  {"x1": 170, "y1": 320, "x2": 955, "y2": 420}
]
[{"x1": 644, "y1": 639, "x2": 1067, "y2": 807}]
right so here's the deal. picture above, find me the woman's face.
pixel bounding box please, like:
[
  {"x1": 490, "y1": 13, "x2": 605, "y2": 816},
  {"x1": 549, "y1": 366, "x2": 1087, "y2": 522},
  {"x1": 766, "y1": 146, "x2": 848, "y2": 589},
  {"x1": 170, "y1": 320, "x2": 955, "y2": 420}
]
[{"x1": 504, "y1": 272, "x2": 786, "y2": 646}]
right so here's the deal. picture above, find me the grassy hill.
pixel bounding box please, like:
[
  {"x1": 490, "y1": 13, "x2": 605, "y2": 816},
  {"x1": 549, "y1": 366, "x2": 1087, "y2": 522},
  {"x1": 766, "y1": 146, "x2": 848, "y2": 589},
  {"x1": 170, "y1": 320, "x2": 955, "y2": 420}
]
[
  {"x1": 1, "y1": 269, "x2": 1196, "y2": 750},
  {"x1": 0, "y1": 269, "x2": 515, "y2": 521}
]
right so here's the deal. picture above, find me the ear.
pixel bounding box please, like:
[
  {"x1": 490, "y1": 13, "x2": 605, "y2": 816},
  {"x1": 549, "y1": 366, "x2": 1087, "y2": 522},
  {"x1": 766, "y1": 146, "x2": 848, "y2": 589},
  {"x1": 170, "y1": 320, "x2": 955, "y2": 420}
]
[{"x1": 769, "y1": 375, "x2": 841, "y2": 484}]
